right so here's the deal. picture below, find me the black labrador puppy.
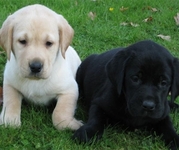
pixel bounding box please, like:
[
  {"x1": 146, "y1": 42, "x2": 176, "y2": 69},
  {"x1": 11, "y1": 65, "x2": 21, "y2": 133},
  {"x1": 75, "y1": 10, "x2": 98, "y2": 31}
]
[{"x1": 73, "y1": 40, "x2": 179, "y2": 150}]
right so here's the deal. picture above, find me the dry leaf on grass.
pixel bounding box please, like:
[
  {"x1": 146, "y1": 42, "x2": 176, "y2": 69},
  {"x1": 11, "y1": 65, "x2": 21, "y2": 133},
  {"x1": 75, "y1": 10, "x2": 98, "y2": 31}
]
[
  {"x1": 151, "y1": 7, "x2": 158, "y2": 12},
  {"x1": 120, "y1": 22, "x2": 128, "y2": 26},
  {"x1": 0, "y1": 87, "x2": 3, "y2": 106},
  {"x1": 120, "y1": 22, "x2": 139, "y2": 27},
  {"x1": 120, "y1": 6, "x2": 128, "y2": 12},
  {"x1": 143, "y1": 16, "x2": 153, "y2": 22},
  {"x1": 174, "y1": 13, "x2": 179, "y2": 26},
  {"x1": 130, "y1": 22, "x2": 139, "y2": 27},
  {"x1": 88, "y1": 12, "x2": 96, "y2": 20},
  {"x1": 157, "y1": 34, "x2": 171, "y2": 41},
  {"x1": 143, "y1": 6, "x2": 158, "y2": 12}
]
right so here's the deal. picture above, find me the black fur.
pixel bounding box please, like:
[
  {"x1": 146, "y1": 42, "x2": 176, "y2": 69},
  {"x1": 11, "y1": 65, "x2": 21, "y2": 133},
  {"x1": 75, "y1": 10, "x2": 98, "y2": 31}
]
[{"x1": 73, "y1": 40, "x2": 179, "y2": 150}]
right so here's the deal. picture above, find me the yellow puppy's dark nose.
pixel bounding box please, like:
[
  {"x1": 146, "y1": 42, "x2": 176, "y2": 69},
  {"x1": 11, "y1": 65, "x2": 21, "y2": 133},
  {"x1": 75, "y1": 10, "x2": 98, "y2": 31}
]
[{"x1": 29, "y1": 61, "x2": 43, "y2": 73}]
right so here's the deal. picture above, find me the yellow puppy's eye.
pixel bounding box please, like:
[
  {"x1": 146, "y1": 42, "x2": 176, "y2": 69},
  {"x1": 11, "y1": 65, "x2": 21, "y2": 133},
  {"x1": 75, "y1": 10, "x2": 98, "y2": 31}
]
[
  {"x1": 19, "y1": 40, "x2": 27, "y2": 45},
  {"x1": 46, "y1": 41, "x2": 53, "y2": 47}
]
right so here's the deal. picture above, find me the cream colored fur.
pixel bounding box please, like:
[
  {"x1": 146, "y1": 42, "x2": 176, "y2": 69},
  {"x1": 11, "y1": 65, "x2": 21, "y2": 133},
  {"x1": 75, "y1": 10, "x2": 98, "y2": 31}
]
[{"x1": 0, "y1": 4, "x2": 82, "y2": 130}]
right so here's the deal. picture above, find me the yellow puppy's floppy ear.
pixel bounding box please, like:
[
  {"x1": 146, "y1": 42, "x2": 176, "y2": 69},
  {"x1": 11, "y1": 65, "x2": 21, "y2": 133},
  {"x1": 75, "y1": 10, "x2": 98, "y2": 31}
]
[
  {"x1": 58, "y1": 15, "x2": 74, "y2": 59},
  {"x1": 0, "y1": 15, "x2": 13, "y2": 60}
]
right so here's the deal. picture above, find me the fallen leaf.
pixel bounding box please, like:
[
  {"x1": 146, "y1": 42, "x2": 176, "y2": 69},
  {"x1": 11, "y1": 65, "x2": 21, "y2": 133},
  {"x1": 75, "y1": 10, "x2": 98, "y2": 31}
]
[
  {"x1": 120, "y1": 22, "x2": 128, "y2": 26},
  {"x1": 88, "y1": 12, "x2": 96, "y2": 20},
  {"x1": 120, "y1": 6, "x2": 128, "y2": 12},
  {"x1": 120, "y1": 22, "x2": 139, "y2": 27},
  {"x1": 143, "y1": 6, "x2": 158, "y2": 12},
  {"x1": 157, "y1": 34, "x2": 171, "y2": 41},
  {"x1": 143, "y1": 16, "x2": 153, "y2": 22},
  {"x1": 130, "y1": 22, "x2": 139, "y2": 27},
  {"x1": 151, "y1": 7, "x2": 158, "y2": 12},
  {"x1": 174, "y1": 13, "x2": 179, "y2": 26}
]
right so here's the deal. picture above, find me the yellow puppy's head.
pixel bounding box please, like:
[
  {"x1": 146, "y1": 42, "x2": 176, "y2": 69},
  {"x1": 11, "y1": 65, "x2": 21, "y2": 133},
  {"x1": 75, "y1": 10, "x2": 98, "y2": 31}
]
[{"x1": 0, "y1": 4, "x2": 74, "y2": 79}]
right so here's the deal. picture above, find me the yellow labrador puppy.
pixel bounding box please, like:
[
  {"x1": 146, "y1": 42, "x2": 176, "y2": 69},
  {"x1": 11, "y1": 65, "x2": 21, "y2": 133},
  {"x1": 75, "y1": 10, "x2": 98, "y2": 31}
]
[{"x1": 0, "y1": 4, "x2": 82, "y2": 130}]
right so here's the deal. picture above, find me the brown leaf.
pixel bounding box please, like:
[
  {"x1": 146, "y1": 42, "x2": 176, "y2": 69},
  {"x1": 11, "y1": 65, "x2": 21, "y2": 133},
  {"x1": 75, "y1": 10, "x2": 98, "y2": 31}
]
[
  {"x1": 143, "y1": 6, "x2": 158, "y2": 12},
  {"x1": 120, "y1": 22, "x2": 128, "y2": 26},
  {"x1": 120, "y1": 22, "x2": 139, "y2": 27},
  {"x1": 120, "y1": 6, "x2": 128, "y2": 12},
  {"x1": 143, "y1": 16, "x2": 153, "y2": 22},
  {"x1": 130, "y1": 22, "x2": 139, "y2": 27},
  {"x1": 151, "y1": 7, "x2": 158, "y2": 12},
  {"x1": 157, "y1": 34, "x2": 171, "y2": 41},
  {"x1": 88, "y1": 12, "x2": 96, "y2": 20},
  {"x1": 174, "y1": 13, "x2": 179, "y2": 26}
]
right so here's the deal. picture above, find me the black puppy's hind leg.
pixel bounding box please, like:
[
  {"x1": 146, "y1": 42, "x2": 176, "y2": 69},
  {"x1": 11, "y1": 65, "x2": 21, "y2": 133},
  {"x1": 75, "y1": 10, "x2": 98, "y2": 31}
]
[
  {"x1": 154, "y1": 116, "x2": 179, "y2": 150},
  {"x1": 73, "y1": 102, "x2": 107, "y2": 143}
]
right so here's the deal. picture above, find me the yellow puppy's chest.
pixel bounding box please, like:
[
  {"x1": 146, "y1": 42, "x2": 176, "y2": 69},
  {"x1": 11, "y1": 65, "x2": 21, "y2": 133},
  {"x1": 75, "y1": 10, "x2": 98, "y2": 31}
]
[
  {"x1": 17, "y1": 76, "x2": 62, "y2": 105},
  {"x1": 24, "y1": 93, "x2": 56, "y2": 105},
  {"x1": 20, "y1": 79, "x2": 59, "y2": 105}
]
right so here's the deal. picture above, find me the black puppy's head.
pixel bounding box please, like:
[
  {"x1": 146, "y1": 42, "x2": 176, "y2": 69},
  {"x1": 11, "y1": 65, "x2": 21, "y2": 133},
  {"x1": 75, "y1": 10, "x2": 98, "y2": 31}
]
[{"x1": 106, "y1": 40, "x2": 179, "y2": 119}]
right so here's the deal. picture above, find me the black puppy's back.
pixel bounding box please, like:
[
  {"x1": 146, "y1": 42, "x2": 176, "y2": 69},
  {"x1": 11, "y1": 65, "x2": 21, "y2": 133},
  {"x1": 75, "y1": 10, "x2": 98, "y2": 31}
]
[{"x1": 77, "y1": 48, "x2": 122, "y2": 106}]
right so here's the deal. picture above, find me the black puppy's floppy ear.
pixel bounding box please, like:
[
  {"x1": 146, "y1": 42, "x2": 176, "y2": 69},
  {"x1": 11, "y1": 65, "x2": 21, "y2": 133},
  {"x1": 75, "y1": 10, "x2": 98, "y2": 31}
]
[
  {"x1": 106, "y1": 49, "x2": 134, "y2": 95},
  {"x1": 171, "y1": 58, "x2": 179, "y2": 103}
]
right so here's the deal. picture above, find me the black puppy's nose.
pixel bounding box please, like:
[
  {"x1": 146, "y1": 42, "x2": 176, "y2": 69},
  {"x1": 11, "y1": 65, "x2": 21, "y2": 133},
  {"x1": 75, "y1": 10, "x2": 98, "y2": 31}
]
[
  {"x1": 142, "y1": 100, "x2": 155, "y2": 111},
  {"x1": 29, "y1": 61, "x2": 43, "y2": 73}
]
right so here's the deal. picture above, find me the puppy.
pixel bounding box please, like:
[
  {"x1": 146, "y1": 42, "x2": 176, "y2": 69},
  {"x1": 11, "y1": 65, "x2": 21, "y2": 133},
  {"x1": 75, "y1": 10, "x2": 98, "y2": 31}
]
[
  {"x1": 73, "y1": 40, "x2": 179, "y2": 149},
  {"x1": 0, "y1": 4, "x2": 83, "y2": 130}
]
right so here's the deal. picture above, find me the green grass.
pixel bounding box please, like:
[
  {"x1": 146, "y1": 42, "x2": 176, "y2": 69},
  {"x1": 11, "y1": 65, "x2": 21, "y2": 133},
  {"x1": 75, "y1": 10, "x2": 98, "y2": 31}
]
[{"x1": 0, "y1": 0, "x2": 179, "y2": 149}]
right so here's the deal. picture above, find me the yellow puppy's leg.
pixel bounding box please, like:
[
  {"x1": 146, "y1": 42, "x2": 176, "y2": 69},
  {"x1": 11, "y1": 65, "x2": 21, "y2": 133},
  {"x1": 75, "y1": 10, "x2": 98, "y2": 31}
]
[
  {"x1": 0, "y1": 84, "x2": 22, "y2": 127},
  {"x1": 52, "y1": 94, "x2": 83, "y2": 130}
]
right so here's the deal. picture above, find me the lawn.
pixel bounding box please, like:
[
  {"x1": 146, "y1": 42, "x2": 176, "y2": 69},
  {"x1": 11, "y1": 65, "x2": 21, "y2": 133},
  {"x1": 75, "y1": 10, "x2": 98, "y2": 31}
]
[{"x1": 0, "y1": 0, "x2": 179, "y2": 149}]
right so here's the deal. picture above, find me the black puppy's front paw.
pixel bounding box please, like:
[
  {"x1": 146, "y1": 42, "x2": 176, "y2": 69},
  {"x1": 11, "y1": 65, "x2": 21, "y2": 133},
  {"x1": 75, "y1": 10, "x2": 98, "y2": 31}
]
[
  {"x1": 73, "y1": 124, "x2": 102, "y2": 143},
  {"x1": 168, "y1": 135, "x2": 179, "y2": 150}
]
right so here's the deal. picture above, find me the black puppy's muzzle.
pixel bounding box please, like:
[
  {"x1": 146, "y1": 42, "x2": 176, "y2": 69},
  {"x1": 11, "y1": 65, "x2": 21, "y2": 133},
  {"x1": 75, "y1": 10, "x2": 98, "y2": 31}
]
[
  {"x1": 142, "y1": 100, "x2": 156, "y2": 111},
  {"x1": 29, "y1": 61, "x2": 43, "y2": 74}
]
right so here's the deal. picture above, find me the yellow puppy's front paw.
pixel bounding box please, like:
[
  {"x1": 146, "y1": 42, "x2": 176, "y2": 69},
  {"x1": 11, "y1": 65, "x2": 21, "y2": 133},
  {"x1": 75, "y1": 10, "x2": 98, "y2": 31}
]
[
  {"x1": 0, "y1": 113, "x2": 21, "y2": 127},
  {"x1": 67, "y1": 118, "x2": 83, "y2": 130},
  {"x1": 53, "y1": 117, "x2": 83, "y2": 130}
]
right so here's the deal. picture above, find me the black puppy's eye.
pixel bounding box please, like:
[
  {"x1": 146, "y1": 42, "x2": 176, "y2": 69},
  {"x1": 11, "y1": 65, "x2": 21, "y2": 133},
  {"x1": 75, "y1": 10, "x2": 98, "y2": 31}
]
[
  {"x1": 159, "y1": 76, "x2": 168, "y2": 87},
  {"x1": 19, "y1": 40, "x2": 27, "y2": 45},
  {"x1": 46, "y1": 41, "x2": 53, "y2": 47},
  {"x1": 131, "y1": 75, "x2": 140, "y2": 83},
  {"x1": 160, "y1": 80, "x2": 167, "y2": 87}
]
